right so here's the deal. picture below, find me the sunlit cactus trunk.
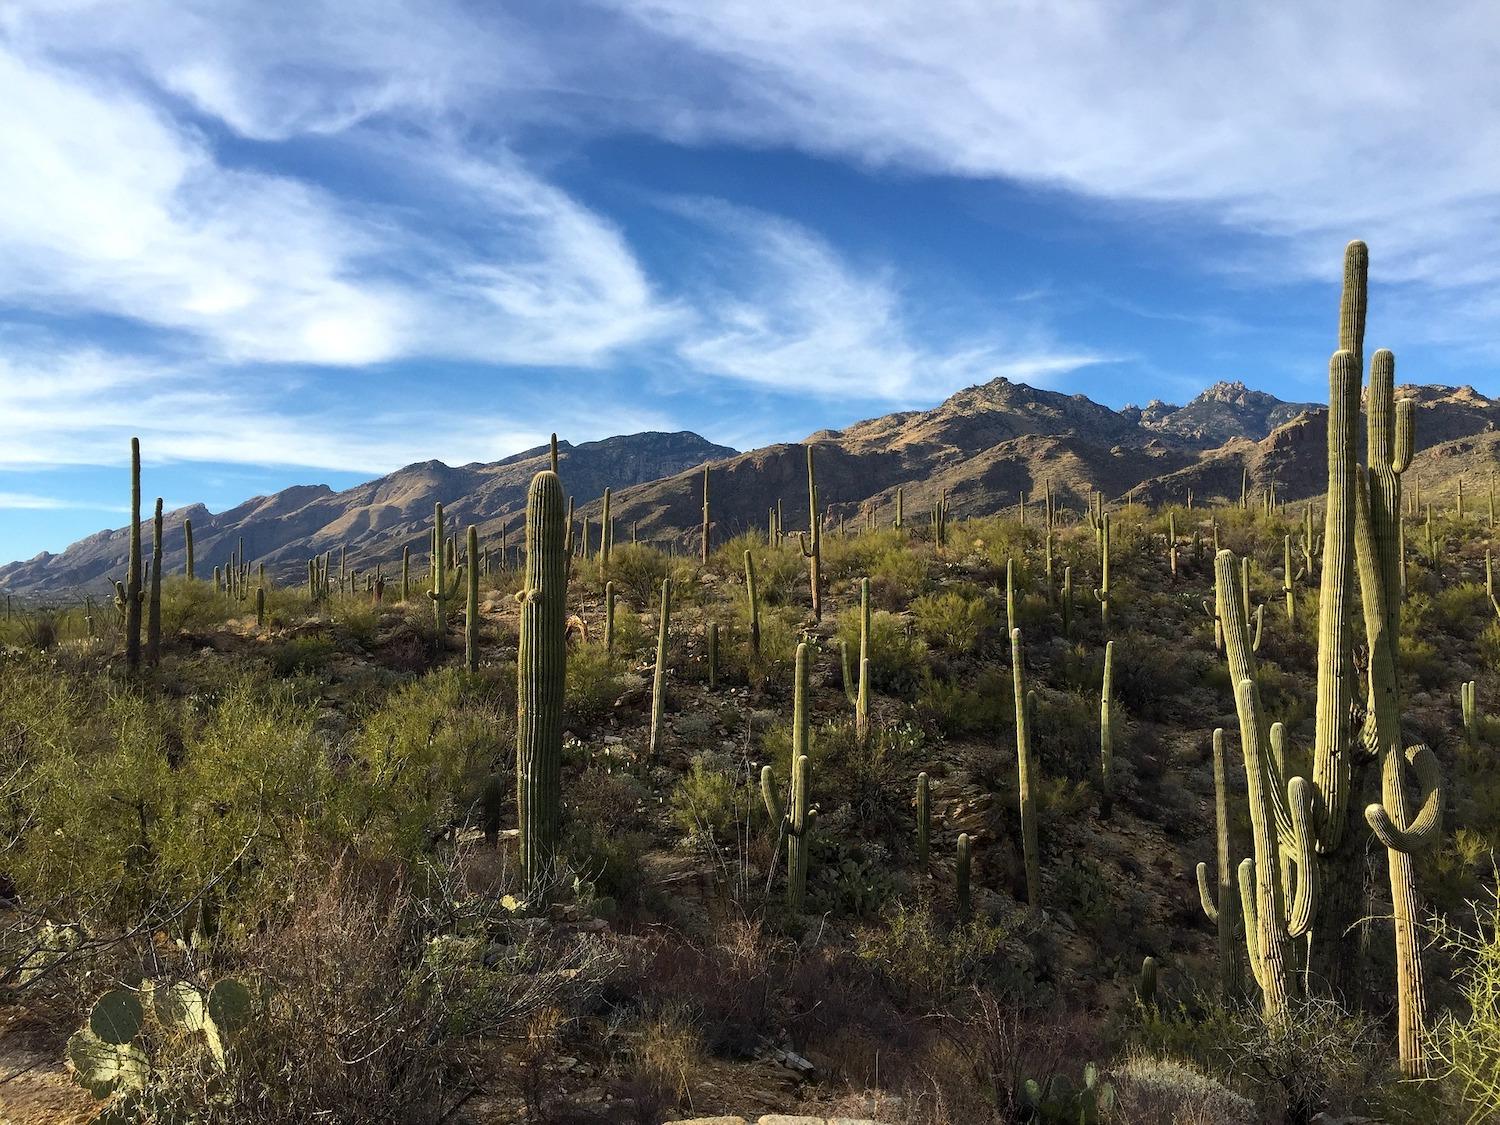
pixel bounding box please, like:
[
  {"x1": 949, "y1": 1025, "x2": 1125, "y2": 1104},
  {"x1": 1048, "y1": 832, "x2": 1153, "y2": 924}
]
[
  {"x1": 147, "y1": 497, "x2": 163, "y2": 665},
  {"x1": 516, "y1": 471, "x2": 568, "y2": 891},
  {"x1": 125, "y1": 438, "x2": 142, "y2": 671}
]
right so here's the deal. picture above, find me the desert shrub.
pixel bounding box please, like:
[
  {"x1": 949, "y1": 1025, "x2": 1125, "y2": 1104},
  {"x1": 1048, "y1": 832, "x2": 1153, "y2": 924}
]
[
  {"x1": 747, "y1": 605, "x2": 804, "y2": 688},
  {"x1": 606, "y1": 544, "x2": 672, "y2": 608},
  {"x1": 349, "y1": 668, "x2": 513, "y2": 856},
  {"x1": 748, "y1": 543, "x2": 808, "y2": 607},
  {"x1": 669, "y1": 752, "x2": 748, "y2": 844},
  {"x1": 1434, "y1": 885, "x2": 1500, "y2": 1122},
  {"x1": 1108, "y1": 1053, "x2": 1256, "y2": 1124},
  {"x1": 860, "y1": 900, "x2": 1035, "y2": 1008},
  {"x1": 565, "y1": 642, "x2": 623, "y2": 727},
  {"x1": 837, "y1": 607, "x2": 927, "y2": 696},
  {"x1": 912, "y1": 588, "x2": 1000, "y2": 656},
  {"x1": 868, "y1": 541, "x2": 929, "y2": 607},
  {"x1": 269, "y1": 632, "x2": 336, "y2": 675},
  {"x1": 632, "y1": 1000, "x2": 705, "y2": 1104},
  {"x1": 917, "y1": 667, "x2": 1012, "y2": 738}
]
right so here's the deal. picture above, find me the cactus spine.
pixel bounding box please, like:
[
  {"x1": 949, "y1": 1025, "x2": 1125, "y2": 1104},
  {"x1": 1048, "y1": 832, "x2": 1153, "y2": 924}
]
[
  {"x1": 1012, "y1": 627, "x2": 1040, "y2": 907},
  {"x1": 916, "y1": 771, "x2": 930, "y2": 865},
  {"x1": 1195, "y1": 728, "x2": 1239, "y2": 1000},
  {"x1": 1099, "y1": 640, "x2": 1114, "y2": 818},
  {"x1": 516, "y1": 470, "x2": 568, "y2": 890},
  {"x1": 465, "y1": 525, "x2": 480, "y2": 673},
  {"x1": 649, "y1": 577, "x2": 671, "y2": 756},
  {"x1": 125, "y1": 438, "x2": 143, "y2": 671},
  {"x1": 956, "y1": 832, "x2": 972, "y2": 923},
  {"x1": 147, "y1": 497, "x2": 163, "y2": 664},
  {"x1": 797, "y1": 446, "x2": 823, "y2": 620},
  {"x1": 184, "y1": 517, "x2": 194, "y2": 579}
]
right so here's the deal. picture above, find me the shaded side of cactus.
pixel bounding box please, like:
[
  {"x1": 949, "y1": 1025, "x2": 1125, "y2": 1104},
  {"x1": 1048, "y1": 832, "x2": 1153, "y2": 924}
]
[
  {"x1": 516, "y1": 470, "x2": 568, "y2": 890},
  {"x1": 1139, "y1": 956, "x2": 1158, "y2": 1007},
  {"x1": 402, "y1": 545, "x2": 410, "y2": 602},
  {"x1": 707, "y1": 622, "x2": 718, "y2": 692},
  {"x1": 1012, "y1": 627, "x2": 1040, "y2": 907},
  {"x1": 1061, "y1": 565, "x2": 1073, "y2": 637},
  {"x1": 184, "y1": 517, "x2": 194, "y2": 579},
  {"x1": 894, "y1": 485, "x2": 903, "y2": 530},
  {"x1": 649, "y1": 577, "x2": 671, "y2": 756},
  {"x1": 1092, "y1": 512, "x2": 1111, "y2": 627},
  {"x1": 700, "y1": 465, "x2": 711, "y2": 565},
  {"x1": 604, "y1": 580, "x2": 617, "y2": 655},
  {"x1": 256, "y1": 585, "x2": 266, "y2": 628},
  {"x1": 125, "y1": 438, "x2": 143, "y2": 670},
  {"x1": 429, "y1": 503, "x2": 463, "y2": 634},
  {"x1": 465, "y1": 524, "x2": 480, "y2": 673},
  {"x1": 1462, "y1": 680, "x2": 1480, "y2": 747},
  {"x1": 856, "y1": 576, "x2": 871, "y2": 743},
  {"x1": 599, "y1": 487, "x2": 612, "y2": 570}
]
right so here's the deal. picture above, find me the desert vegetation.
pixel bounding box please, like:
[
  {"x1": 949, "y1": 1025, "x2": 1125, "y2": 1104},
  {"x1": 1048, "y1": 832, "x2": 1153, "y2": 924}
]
[{"x1": 2, "y1": 243, "x2": 1499, "y2": 1123}]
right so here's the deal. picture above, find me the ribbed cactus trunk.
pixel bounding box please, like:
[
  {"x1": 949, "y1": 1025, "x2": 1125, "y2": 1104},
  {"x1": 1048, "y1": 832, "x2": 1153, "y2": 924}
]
[
  {"x1": 401, "y1": 546, "x2": 410, "y2": 602},
  {"x1": 465, "y1": 525, "x2": 480, "y2": 673},
  {"x1": 649, "y1": 578, "x2": 671, "y2": 756},
  {"x1": 701, "y1": 466, "x2": 711, "y2": 565},
  {"x1": 184, "y1": 518, "x2": 194, "y2": 579},
  {"x1": 916, "y1": 772, "x2": 930, "y2": 865},
  {"x1": 517, "y1": 471, "x2": 568, "y2": 891},
  {"x1": 744, "y1": 550, "x2": 760, "y2": 654},
  {"x1": 1061, "y1": 566, "x2": 1073, "y2": 637},
  {"x1": 956, "y1": 833, "x2": 972, "y2": 923},
  {"x1": 894, "y1": 485, "x2": 903, "y2": 530},
  {"x1": 706, "y1": 622, "x2": 718, "y2": 691},
  {"x1": 856, "y1": 577, "x2": 871, "y2": 744},
  {"x1": 1196, "y1": 728, "x2": 1240, "y2": 1001},
  {"x1": 1093, "y1": 513, "x2": 1111, "y2": 627},
  {"x1": 799, "y1": 446, "x2": 823, "y2": 621},
  {"x1": 1099, "y1": 640, "x2": 1114, "y2": 818},
  {"x1": 147, "y1": 498, "x2": 163, "y2": 665},
  {"x1": 604, "y1": 581, "x2": 616, "y2": 655},
  {"x1": 600, "y1": 488, "x2": 612, "y2": 570},
  {"x1": 125, "y1": 438, "x2": 142, "y2": 672},
  {"x1": 256, "y1": 586, "x2": 265, "y2": 629},
  {"x1": 1012, "y1": 627, "x2": 1040, "y2": 907}
]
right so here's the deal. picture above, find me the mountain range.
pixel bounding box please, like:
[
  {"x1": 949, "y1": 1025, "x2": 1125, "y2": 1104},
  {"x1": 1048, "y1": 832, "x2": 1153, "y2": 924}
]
[{"x1": 4, "y1": 378, "x2": 1496, "y2": 599}]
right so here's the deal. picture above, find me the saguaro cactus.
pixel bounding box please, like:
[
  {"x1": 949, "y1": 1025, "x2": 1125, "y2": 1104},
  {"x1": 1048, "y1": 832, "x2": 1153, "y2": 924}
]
[
  {"x1": 744, "y1": 550, "x2": 761, "y2": 654},
  {"x1": 797, "y1": 446, "x2": 823, "y2": 620},
  {"x1": 1012, "y1": 627, "x2": 1040, "y2": 907},
  {"x1": 604, "y1": 580, "x2": 617, "y2": 655},
  {"x1": 1462, "y1": 681, "x2": 1480, "y2": 747},
  {"x1": 516, "y1": 470, "x2": 568, "y2": 890},
  {"x1": 856, "y1": 577, "x2": 871, "y2": 743},
  {"x1": 429, "y1": 503, "x2": 463, "y2": 634},
  {"x1": 402, "y1": 546, "x2": 410, "y2": 602},
  {"x1": 465, "y1": 525, "x2": 480, "y2": 673},
  {"x1": 599, "y1": 487, "x2": 612, "y2": 570},
  {"x1": 956, "y1": 833, "x2": 972, "y2": 923},
  {"x1": 706, "y1": 622, "x2": 719, "y2": 691},
  {"x1": 1195, "y1": 728, "x2": 1239, "y2": 1000},
  {"x1": 147, "y1": 497, "x2": 163, "y2": 665},
  {"x1": 701, "y1": 466, "x2": 712, "y2": 565},
  {"x1": 916, "y1": 772, "x2": 930, "y2": 865},
  {"x1": 649, "y1": 578, "x2": 671, "y2": 756},
  {"x1": 125, "y1": 438, "x2": 143, "y2": 671},
  {"x1": 1061, "y1": 566, "x2": 1074, "y2": 637},
  {"x1": 1099, "y1": 640, "x2": 1115, "y2": 817},
  {"x1": 256, "y1": 585, "x2": 266, "y2": 629},
  {"x1": 894, "y1": 485, "x2": 904, "y2": 530},
  {"x1": 1093, "y1": 512, "x2": 1111, "y2": 627},
  {"x1": 184, "y1": 517, "x2": 195, "y2": 579},
  {"x1": 763, "y1": 643, "x2": 816, "y2": 909}
]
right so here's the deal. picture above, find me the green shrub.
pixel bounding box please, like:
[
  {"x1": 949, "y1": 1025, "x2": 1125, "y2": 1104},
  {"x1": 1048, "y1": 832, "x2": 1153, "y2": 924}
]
[
  {"x1": 669, "y1": 753, "x2": 746, "y2": 844},
  {"x1": 565, "y1": 643, "x2": 624, "y2": 728},
  {"x1": 607, "y1": 544, "x2": 671, "y2": 608},
  {"x1": 836, "y1": 607, "x2": 927, "y2": 696},
  {"x1": 911, "y1": 588, "x2": 1000, "y2": 655}
]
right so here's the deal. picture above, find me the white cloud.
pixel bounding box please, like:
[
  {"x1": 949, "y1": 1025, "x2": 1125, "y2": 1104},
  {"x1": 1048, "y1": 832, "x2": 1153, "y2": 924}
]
[
  {"x1": 673, "y1": 201, "x2": 1108, "y2": 399},
  {"x1": 0, "y1": 493, "x2": 124, "y2": 512},
  {"x1": 600, "y1": 1, "x2": 1500, "y2": 291}
]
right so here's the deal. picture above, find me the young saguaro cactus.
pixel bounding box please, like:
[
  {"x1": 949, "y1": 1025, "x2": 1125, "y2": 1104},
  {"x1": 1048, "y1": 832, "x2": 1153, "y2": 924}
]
[
  {"x1": 762, "y1": 643, "x2": 816, "y2": 910},
  {"x1": 429, "y1": 503, "x2": 464, "y2": 634},
  {"x1": 125, "y1": 438, "x2": 143, "y2": 671},
  {"x1": 1099, "y1": 640, "x2": 1115, "y2": 818},
  {"x1": 1012, "y1": 627, "x2": 1041, "y2": 907},
  {"x1": 604, "y1": 580, "x2": 617, "y2": 655},
  {"x1": 1061, "y1": 565, "x2": 1074, "y2": 637},
  {"x1": 599, "y1": 487, "x2": 612, "y2": 570},
  {"x1": 401, "y1": 545, "x2": 410, "y2": 602},
  {"x1": 700, "y1": 465, "x2": 712, "y2": 565},
  {"x1": 856, "y1": 577, "x2": 871, "y2": 743},
  {"x1": 256, "y1": 585, "x2": 266, "y2": 629},
  {"x1": 649, "y1": 577, "x2": 671, "y2": 756},
  {"x1": 1093, "y1": 512, "x2": 1111, "y2": 628},
  {"x1": 1462, "y1": 680, "x2": 1480, "y2": 747},
  {"x1": 184, "y1": 517, "x2": 195, "y2": 579},
  {"x1": 744, "y1": 550, "x2": 761, "y2": 654},
  {"x1": 797, "y1": 446, "x2": 824, "y2": 620},
  {"x1": 956, "y1": 832, "x2": 972, "y2": 923},
  {"x1": 916, "y1": 771, "x2": 930, "y2": 866},
  {"x1": 1195, "y1": 728, "x2": 1239, "y2": 1001},
  {"x1": 516, "y1": 470, "x2": 568, "y2": 890},
  {"x1": 465, "y1": 524, "x2": 480, "y2": 673}
]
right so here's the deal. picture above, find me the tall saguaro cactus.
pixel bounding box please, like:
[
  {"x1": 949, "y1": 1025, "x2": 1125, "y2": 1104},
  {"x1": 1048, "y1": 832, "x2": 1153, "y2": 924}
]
[
  {"x1": 1012, "y1": 627, "x2": 1040, "y2": 907},
  {"x1": 763, "y1": 643, "x2": 815, "y2": 909},
  {"x1": 429, "y1": 502, "x2": 463, "y2": 634},
  {"x1": 465, "y1": 525, "x2": 480, "y2": 673},
  {"x1": 516, "y1": 471, "x2": 568, "y2": 890},
  {"x1": 184, "y1": 518, "x2": 195, "y2": 579},
  {"x1": 649, "y1": 578, "x2": 671, "y2": 756},
  {"x1": 797, "y1": 446, "x2": 823, "y2": 620},
  {"x1": 125, "y1": 438, "x2": 143, "y2": 671},
  {"x1": 1099, "y1": 640, "x2": 1115, "y2": 817},
  {"x1": 1195, "y1": 728, "x2": 1239, "y2": 1000},
  {"x1": 856, "y1": 577, "x2": 871, "y2": 743},
  {"x1": 744, "y1": 550, "x2": 761, "y2": 654},
  {"x1": 700, "y1": 466, "x2": 712, "y2": 565}
]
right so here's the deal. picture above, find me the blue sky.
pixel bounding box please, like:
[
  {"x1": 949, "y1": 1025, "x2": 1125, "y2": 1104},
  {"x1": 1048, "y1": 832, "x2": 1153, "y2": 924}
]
[{"x1": 2, "y1": 1, "x2": 1498, "y2": 562}]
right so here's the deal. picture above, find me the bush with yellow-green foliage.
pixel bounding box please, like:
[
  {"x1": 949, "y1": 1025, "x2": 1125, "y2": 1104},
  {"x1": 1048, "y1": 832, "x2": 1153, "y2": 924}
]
[{"x1": 911, "y1": 587, "x2": 1000, "y2": 656}]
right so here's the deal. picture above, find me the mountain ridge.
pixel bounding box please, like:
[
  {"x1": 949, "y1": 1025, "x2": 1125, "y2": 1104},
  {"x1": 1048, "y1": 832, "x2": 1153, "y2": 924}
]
[{"x1": 4, "y1": 377, "x2": 1496, "y2": 598}]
